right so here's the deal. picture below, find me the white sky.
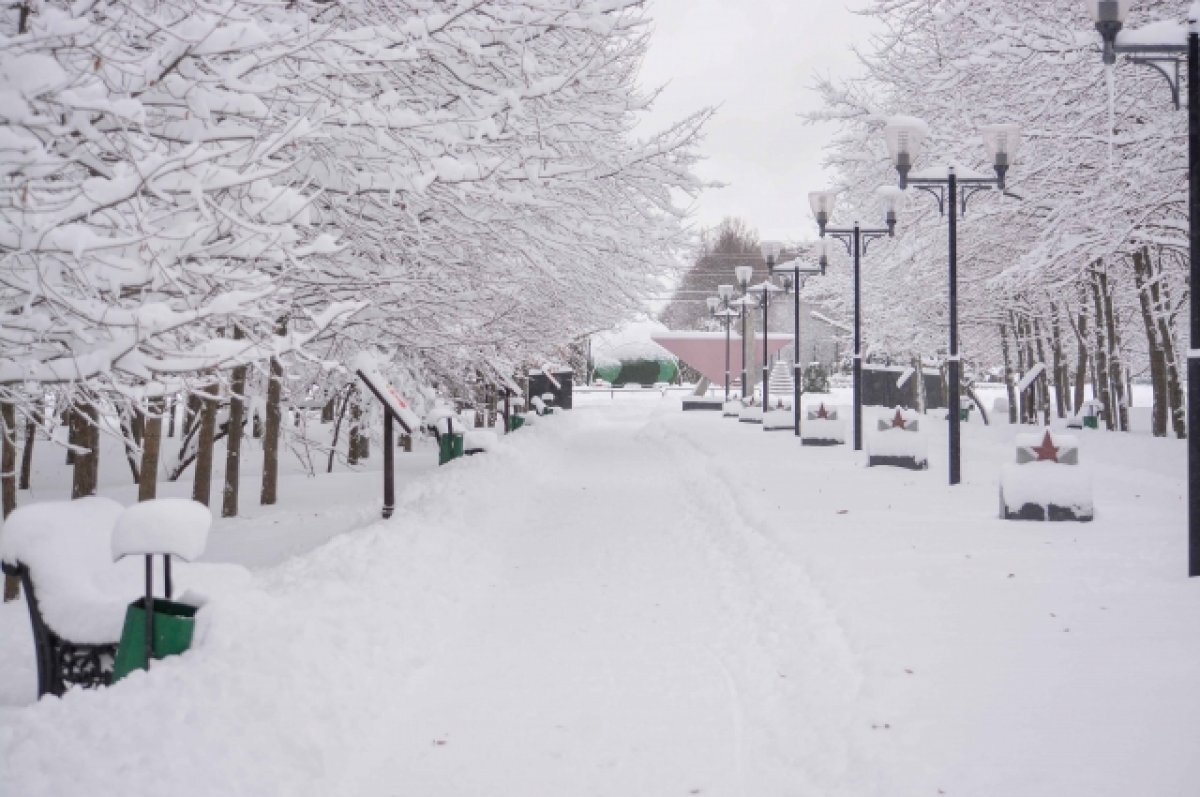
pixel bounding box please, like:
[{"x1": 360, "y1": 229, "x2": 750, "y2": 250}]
[{"x1": 637, "y1": 0, "x2": 877, "y2": 244}]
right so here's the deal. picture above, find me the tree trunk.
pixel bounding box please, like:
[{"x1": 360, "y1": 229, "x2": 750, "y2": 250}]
[
  {"x1": 261, "y1": 340, "x2": 286, "y2": 505},
  {"x1": 1071, "y1": 302, "x2": 1090, "y2": 415},
  {"x1": 1149, "y1": 250, "x2": 1187, "y2": 438},
  {"x1": 19, "y1": 409, "x2": 39, "y2": 491},
  {"x1": 222, "y1": 328, "x2": 248, "y2": 518},
  {"x1": 118, "y1": 404, "x2": 141, "y2": 484},
  {"x1": 71, "y1": 400, "x2": 99, "y2": 499},
  {"x1": 167, "y1": 397, "x2": 177, "y2": 438},
  {"x1": 348, "y1": 393, "x2": 364, "y2": 466},
  {"x1": 1090, "y1": 270, "x2": 1114, "y2": 430},
  {"x1": 192, "y1": 381, "x2": 220, "y2": 507},
  {"x1": 1133, "y1": 247, "x2": 1168, "y2": 436},
  {"x1": 1049, "y1": 303, "x2": 1068, "y2": 420},
  {"x1": 1032, "y1": 317, "x2": 1052, "y2": 426},
  {"x1": 327, "y1": 384, "x2": 353, "y2": 474},
  {"x1": 2, "y1": 403, "x2": 18, "y2": 602},
  {"x1": 1000, "y1": 321, "x2": 1018, "y2": 424},
  {"x1": 138, "y1": 398, "x2": 164, "y2": 501},
  {"x1": 1099, "y1": 269, "x2": 1128, "y2": 431}
]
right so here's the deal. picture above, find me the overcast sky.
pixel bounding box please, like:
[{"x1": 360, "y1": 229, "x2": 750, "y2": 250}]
[{"x1": 637, "y1": 0, "x2": 877, "y2": 244}]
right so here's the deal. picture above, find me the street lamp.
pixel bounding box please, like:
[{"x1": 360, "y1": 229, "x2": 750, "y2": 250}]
[
  {"x1": 771, "y1": 253, "x2": 825, "y2": 437},
  {"x1": 735, "y1": 264, "x2": 755, "y2": 399},
  {"x1": 1089, "y1": 0, "x2": 1199, "y2": 576},
  {"x1": 810, "y1": 187, "x2": 901, "y2": 452},
  {"x1": 884, "y1": 115, "x2": 1020, "y2": 487},
  {"x1": 707, "y1": 286, "x2": 741, "y2": 402}
]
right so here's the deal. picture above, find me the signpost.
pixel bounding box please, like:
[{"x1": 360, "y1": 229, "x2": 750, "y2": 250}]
[{"x1": 354, "y1": 357, "x2": 420, "y2": 519}]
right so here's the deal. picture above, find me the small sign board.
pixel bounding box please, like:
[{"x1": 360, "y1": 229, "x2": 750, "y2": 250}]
[{"x1": 353, "y1": 359, "x2": 419, "y2": 434}]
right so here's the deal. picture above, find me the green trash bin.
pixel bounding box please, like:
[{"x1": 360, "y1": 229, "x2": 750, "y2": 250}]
[
  {"x1": 112, "y1": 597, "x2": 199, "y2": 683},
  {"x1": 438, "y1": 433, "x2": 464, "y2": 465},
  {"x1": 508, "y1": 414, "x2": 526, "y2": 432},
  {"x1": 1083, "y1": 415, "x2": 1099, "y2": 429}
]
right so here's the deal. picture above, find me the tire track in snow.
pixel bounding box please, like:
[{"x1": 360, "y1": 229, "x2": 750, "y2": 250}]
[{"x1": 634, "y1": 405, "x2": 881, "y2": 796}]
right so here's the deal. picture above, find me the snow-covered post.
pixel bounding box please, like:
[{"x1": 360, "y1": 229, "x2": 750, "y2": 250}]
[{"x1": 736, "y1": 267, "x2": 756, "y2": 400}]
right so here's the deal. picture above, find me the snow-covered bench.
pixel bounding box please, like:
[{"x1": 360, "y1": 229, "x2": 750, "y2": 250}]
[
  {"x1": 1, "y1": 497, "x2": 245, "y2": 697},
  {"x1": 0, "y1": 497, "x2": 128, "y2": 697}
]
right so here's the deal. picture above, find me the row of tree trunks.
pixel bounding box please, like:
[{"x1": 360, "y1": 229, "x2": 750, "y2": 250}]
[
  {"x1": 1089, "y1": 265, "x2": 1129, "y2": 432},
  {"x1": 1132, "y1": 246, "x2": 1187, "y2": 438}
]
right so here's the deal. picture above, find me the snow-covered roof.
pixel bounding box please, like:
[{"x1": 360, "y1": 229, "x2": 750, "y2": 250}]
[{"x1": 591, "y1": 320, "x2": 675, "y2": 367}]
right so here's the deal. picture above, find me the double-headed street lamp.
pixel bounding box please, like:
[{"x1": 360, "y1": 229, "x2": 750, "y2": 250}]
[
  {"x1": 770, "y1": 252, "x2": 825, "y2": 437},
  {"x1": 706, "y1": 284, "x2": 740, "y2": 402},
  {"x1": 809, "y1": 188, "x2": 902, "y2": 451},
  {"x1": 883, "y1": 116, "x2": 1021, "y2": 486},
  {"x1": 1089, "y1": 0, "x2": 1199, "y2": 575}
]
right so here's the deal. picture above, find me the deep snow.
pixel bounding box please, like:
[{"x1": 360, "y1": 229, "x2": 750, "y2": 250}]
[{"x1": 0, "y1": 390, "x2": 1197, "y2": 796}]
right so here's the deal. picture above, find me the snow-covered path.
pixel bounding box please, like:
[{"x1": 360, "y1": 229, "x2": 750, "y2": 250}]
[
  {"x1": 366, "y1": 404, "x2": 871, "y2": 796},
  {"x1": 1, "y1": 394, "x2": 1198, "y2": 796}
]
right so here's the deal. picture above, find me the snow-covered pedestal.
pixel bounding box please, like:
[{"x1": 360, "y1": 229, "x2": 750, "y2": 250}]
[
  {"x1": 801, "y1": 404, "x2": 845, "y2": 446},
  {"x1": 723, "y1": 400, "x2": 742, "y2": 418},
  {"x1": 763, "y1": 409, "x2": 794, "y2": 431},
  {"x1": 868, "y1": 408, "x2": 927, "y2": 470},
  {"x1": 464, "y1": 429, "x2": 499, "y2": 455},
  {"x1": 682, "y1": 396, "x2": 724, "y2": 412},
  {"x1": 739, "y1": 406, "x2": 764, "y2": 424},
  {"x1": 1000, "y1": 431, "x2": 1093, "y2": 522}
]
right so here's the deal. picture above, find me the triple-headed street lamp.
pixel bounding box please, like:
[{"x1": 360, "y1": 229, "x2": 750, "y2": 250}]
[
  {"x1": 706, "y1": 284, "x2": 741, "y2": 402},
  {"x1": 769, "y1": 251, "x2": 825, "y2": 437},
  {"x1": 809, "y1": 188, "x2": 902, "y2": 451},
  {"x1": 883, "y1": 116, "x2": 1021, "y2": 486},
  {"x1": 1089, "y1": 0, "x2": 1199, "y2": 576}
]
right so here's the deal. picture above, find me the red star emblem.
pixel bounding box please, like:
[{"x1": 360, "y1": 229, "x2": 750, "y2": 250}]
[
  {"x1": 1031, "y1": 430, "x2": 1059, "y2": 462},
  {"x1": 816, "y1": 403, "x2": 829, "y2": 419},
  {"x1": 891, "y1": 409, "x2": 907, "y2": 429}
]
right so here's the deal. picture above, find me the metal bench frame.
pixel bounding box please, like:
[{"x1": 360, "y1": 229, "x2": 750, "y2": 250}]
[{"x1": 2, "y1": 561, "x2": 116, "y2": 698}]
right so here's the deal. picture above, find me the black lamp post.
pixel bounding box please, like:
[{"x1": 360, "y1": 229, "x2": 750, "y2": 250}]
[
  {"x1": 735, "y1": 265, "x2": 755, "y2": 400},
  {"x1": 748, "y1": 276, "x2": 787, "y2": 412},
  {"x1": 770, "y1": 254, "x2": 825, "y2": 437},
  {"x1": 755, "y1": 242, "x2": 785, "y2": 412},
  {"x1": 884, "y1": 116, "x2": 1021, "y2": 486},
  {"x1": 810, "y1": 188, "x2": 901, "y2": 451},
  {"x1": 1090, "y1": 0, "x2": 1199, "y2": 576},
  {"x1": 707, "y1": 287, "x2": 740, "y2": 402}
]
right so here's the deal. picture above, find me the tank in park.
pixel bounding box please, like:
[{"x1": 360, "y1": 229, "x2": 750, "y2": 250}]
[
  {"x1": 861, "y1": 364, "x2": 947, "y2": 410},
  {"x1": 592, "y1": 359, "x2": 678, "y2": 387}
]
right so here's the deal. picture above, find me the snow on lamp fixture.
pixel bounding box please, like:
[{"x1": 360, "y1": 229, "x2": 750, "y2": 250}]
[
  {"x1": 816, "y1": 238, "x2": 830, "y2": 275},
  {"x1": 981, "y1": 124, "x2": 1021, "y2": 189},
  {"x1": 1089, "y1": 1, "x2": 1133, "y2": 63},
  {"x1": 876, "y1": 186, "x2": 905, "y2": 235},
  {"x1": 760, "y1": 240, "x2": 783, "y2": 263},
  {"x1": 884, "y1": 116, "x2": 929, "y2": 189},
  {"x1": 808, "y1": 191, "x2": 838, "y2": 235},
  {"x1": 734, "y1": 265, "x2": 754, "y2": 289},
  {"x1": 718, "y1": 283, "x2": 734, "y2": 300},
  {"x1": 706, "y1": 296, "x2": 719, "y2": 314}
]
